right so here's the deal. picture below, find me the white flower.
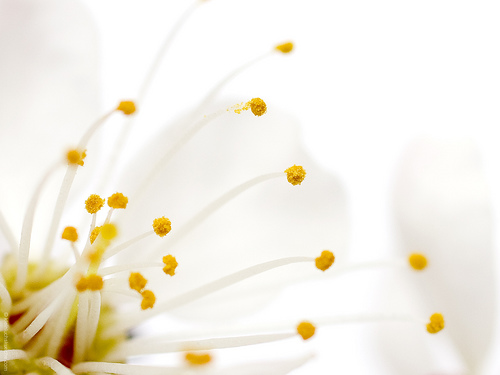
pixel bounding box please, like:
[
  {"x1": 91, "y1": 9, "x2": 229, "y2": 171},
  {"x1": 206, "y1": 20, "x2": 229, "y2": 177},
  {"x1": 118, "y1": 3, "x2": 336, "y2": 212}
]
[
  {"x1": 0, "y1": 0, "x2": 350, "y2": 373},
  {"x1": 376, "y1": 138, "x2": 495, "y2": 375}
]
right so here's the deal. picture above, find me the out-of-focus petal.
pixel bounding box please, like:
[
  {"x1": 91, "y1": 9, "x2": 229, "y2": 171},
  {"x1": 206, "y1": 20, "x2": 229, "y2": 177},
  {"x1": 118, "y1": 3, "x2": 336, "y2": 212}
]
[
  {"x1": 0, "y1": 0, "x2": 100, "y2": 244},
  {"x1": 391, "y1": 138, "x2": 494, "y2": 372},
  {"x1": 214, "y1": 354, "x2": 312, "y2": 375},
  {"x1": 113, "y1": 104, "x2": 347, "y2": 320}
]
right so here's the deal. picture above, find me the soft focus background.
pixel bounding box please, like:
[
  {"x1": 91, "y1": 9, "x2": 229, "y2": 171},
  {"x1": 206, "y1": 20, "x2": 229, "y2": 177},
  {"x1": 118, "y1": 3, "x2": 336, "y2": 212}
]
[{"x1": 80, "y1": 0, "x2": 500, "y2": 373}]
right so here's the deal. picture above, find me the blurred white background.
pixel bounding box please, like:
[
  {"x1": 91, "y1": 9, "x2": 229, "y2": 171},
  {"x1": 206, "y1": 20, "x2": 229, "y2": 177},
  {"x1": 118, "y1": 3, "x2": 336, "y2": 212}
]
[{"x1": 78, "y1": 0, "x2": 500, "y2": 373}]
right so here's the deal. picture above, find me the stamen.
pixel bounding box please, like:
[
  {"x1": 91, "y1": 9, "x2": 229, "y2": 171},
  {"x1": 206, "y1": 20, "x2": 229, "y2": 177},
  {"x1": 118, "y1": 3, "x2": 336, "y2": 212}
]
[
  {"x1": 66, "y1": 149, "x2": 86, "y2": 166},
  {"x1": 99, "y1": 0, "x2": 202, "y2": 192},
  {"x1": 130, "y1": 106, "x2": 242, "y2": 200},
  {"x1": 89, "y1": 226, "x2": 101, "y2": 244},
  {"x1": 107, "y1": 256, "x2": 313, "y2": 334},
  {"x1": 87, "y1": 274, "x2": 104, "y2": 291},
  {"x1": 37, "y1": 357, "x2": 75, "y2": 375},
  {"x1": 296, "y1": 321, "x2": 316, "y2": 340},
  {"x1": 0, "y1": 349, "x2": 28, "y2": 362},
  {"x1": 0, "y1": 274, "x2": 12, "y2": 312},
  {"x1": 74, "y1": 290, "x2": 90, "y2": 364},
  {"x1": 45, "y1": 290, "x2": 77, "y2": 358},
  {"x1": 107, "y1": 332, "x2": 295, "y2": 361},
  {"x1": 116, "y1": 101, "x2": 137, "y2": 115},
  {"x1": 129, "y1": 272, "x2": 148, "y2": 292},
  {"x1": 140, "y1": 290, "x2": 156, "y2": 310},
  {"x1": 162, "y1": 255, "x2": 178, "y2": 276},
  {"x1": 409, "y1": 253, "x2": 428, "y2": 271},
  {"x1": 232, "y1": 98, "x2": 267, "y2": 116},
  {"x1": 152, "y1": 217, "x2": 172, "y2": 237},
  {"x1": 107, "y1": 192, "x2": 128, "y2": 209},
  {"x1": 185, "y1": 352, "x2": 212, "y2": 366},
  {"x1": 426, "y1": 313, "x2": 445, "y2": 334},
  {"x1": 150, "y1": 172, "x2": 284, "y2": 256},
  {"x1": 275, "y1": 41, "x2": 294, "y2": 53},
  {"x1": 0, "y1": 209, "x2": 18, "y2": 253},
  {"x1": 14, "y1": 162, "x2": 59, "y2": 292},
  {"x1": 72, "y1": 362, "x2": 184, "y2": 375},
  {"x1": 100, "y1": 223, "x2": 118, "y2": 241},
  {"x1": 61, "y1": 226, "x2": 78, "y2": 242},
  {"x1": 315, "y1": 250, "x2": 335, "y2": 271},
  {"x1": 284, "y1": 165, "x2": 306, "y2": 186},
  {"x1": 85, "y1": 194, "x2": 105, "y2": 214}
]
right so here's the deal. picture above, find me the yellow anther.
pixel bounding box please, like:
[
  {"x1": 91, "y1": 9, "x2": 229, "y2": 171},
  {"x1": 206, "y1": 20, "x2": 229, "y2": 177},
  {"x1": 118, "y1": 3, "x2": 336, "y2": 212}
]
[
  {"x1": 409, "y1": 253, "x2": 428, "y2": 271},
  {"x1": 248, "y1": 97, "x2": 267, "y2": 116},
  {"x1": 67, "y1": 149, "x2": 86, "y2": 166},
  {"x1": 129, "y1": 272, "x2": 148, "y2": 293},
  {"x1": 315, "y1": 250, "x2": 335, "y2": 271},
  {"x1": 426, "y1": 313, "x2": 445, "y2": 334},
  {"x1": 284, "y1": 165, "x2": 306, "y2": 186},
  {"x1": 140, "y1": 290, "x2": 156, "y2": 310},
  {"x1": 61, "y1": 226, "x2": 78, "y2": 242},
  {"x1": 275, "y1": 42, "x2": 294, "y2": 53},
  {"x1": 297, "y1": 321, "x2": 316, "y2": 340},
  {"x1": 75, "y1": 276, "x2": 89, "y2": 292},
  {"x1": 185, "y1": 352, "x2": 212, "y2": 366},
  {"x1": 232, "y1": 98, "x2": 267, "y2": 116},
  {"x1": 153, "y1": 217, "x2": 172, "y2": 237},
  {"x1": 90, "y1": 226, "x2": 101, "y2": 244},
  {"x1": 162, "y1": 255, "x2": 178, "y2": 276},
  {"x1": 100, "y1": 223, "x2": 118, "y2": 240},
  {"x1": 107, "y1": 192, "x2": 128, "y2": 209},
  {"x1": 116, "y1": 100, "x2": 136, "y2": 115},
  {"x1": 85, "y1": 194, "x2": 105, "y2": 214},
  {"x1": 87, "y1": 274, "x2": 104, "y2": 291}
]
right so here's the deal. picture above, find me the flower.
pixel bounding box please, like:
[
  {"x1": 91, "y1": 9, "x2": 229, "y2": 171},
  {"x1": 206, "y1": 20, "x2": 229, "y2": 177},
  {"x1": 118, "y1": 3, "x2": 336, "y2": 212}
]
[
  {"x1": 0, "y1": 0, "x2": 350, "y2": 373},
  {"x1": 376, "y1": 139, "x2": 495, "y2": 374},
  {"x1": 0, "y1": 1, "x2": 449, "y2": 374}
]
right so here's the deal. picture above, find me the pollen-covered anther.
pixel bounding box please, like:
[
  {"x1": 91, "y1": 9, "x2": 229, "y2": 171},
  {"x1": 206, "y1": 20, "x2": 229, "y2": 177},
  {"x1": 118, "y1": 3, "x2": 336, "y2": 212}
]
[
  {"x1": 141, "y1": 290, "x2": 156, "y2": 310},
  {"x1": 85, "y1": 194, "x2": 105, "y2": 214},
  {"x1": 87, "y1": 274, "x2": 104, "y2": 291},
  {"x1": 185, "y1": 352, "x2": 212, "y2": 366},
  {"x1": 315, "y1": 250, "x2": 335, "y2": 271},
  {"x1": 129, "y1": 272, "x2": 148, "y2": 293},
  {"x1": 409, "y1": 253, "x2": 428, "y2": 271},
  {"x1": 153, "y1": 217, "x2": 172, "y2": 237},
  {"x1": 61, "y1": 226, "x2": 78, "y2": 242},
  {"x1": 297, "y1": 321, "x2": 316, "y2": 340},
  {"x1": 66, "y1": 149, "x2": 86, "y2": 166},
  {"x1": 116, "y1": 100, "x2": 137, "y2": 115},
  {"x1": 162, "y1": 254, "x2": 178, "y2": 276},
  {"x1": 248, "y1": 97, "x2": 267, "y2": 116},
  {"x1": 100, "y1": 223, "x2": 118, "y2": 240},
  {"x1": 90, "y1": 226, "x2": 101, "y2": 244},
  {"x1": 426, "y1": 313, "x2": 445, "y2": 334},
  {"x1": 284, "y1": 165, "x2": 306, "y2": 185},
  {"x1": 275, "y1": 42, "x2": 294, "y2": 53},
  {"x1": 75, "y1": 276, "x2": 89, "y2": 292},
  {"x1": 107, "y1": 192, "x2": 128, "y2": 209}
]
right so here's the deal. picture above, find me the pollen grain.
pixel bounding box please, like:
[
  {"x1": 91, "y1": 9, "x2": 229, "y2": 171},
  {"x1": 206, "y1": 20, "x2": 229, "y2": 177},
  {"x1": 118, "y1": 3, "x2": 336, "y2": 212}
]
[{"x1": 86, "y1": 194, "x2": 105, "y2": 214}]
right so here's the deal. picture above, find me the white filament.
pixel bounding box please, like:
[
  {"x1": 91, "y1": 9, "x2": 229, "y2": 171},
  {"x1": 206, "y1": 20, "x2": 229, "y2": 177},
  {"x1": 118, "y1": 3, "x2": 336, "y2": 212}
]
[
  {"x1": 37, "y1": 357, "x2": 75, "y2": 375},
  {"x1": 0, "y1": 349, "x2": 27, "y2": 362},
  {"x1": 106, "y1": 332, "x2": 294, "y2": 361},
  {"x1": 14, "y1": 162, "x2": 59, "y2": 292},
  {"x1": 150, "y1": 172, "x2": 282, "y2": 258},
  {"x1": 106, "y1": 256, "x2": 313, "y2": 335},
  {"x1": 74, "y1": 291, "x2": 90, "y2": 364}
]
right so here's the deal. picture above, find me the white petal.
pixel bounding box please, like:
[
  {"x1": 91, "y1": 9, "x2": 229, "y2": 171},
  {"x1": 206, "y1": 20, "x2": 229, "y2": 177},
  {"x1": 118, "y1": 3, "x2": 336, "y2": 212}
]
[
  {"x1": 113, "y1": 104, "x2": 347, "y2": 320},
  {"x1": 392, "y1": 138, "x2": 495, "y2": 371},
  {"x1": 0, "y1": 0, "x2": 100, "y2": 245},
  {"x1": 214, "y1": 354, "x2": 312, "y2": 375}
]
